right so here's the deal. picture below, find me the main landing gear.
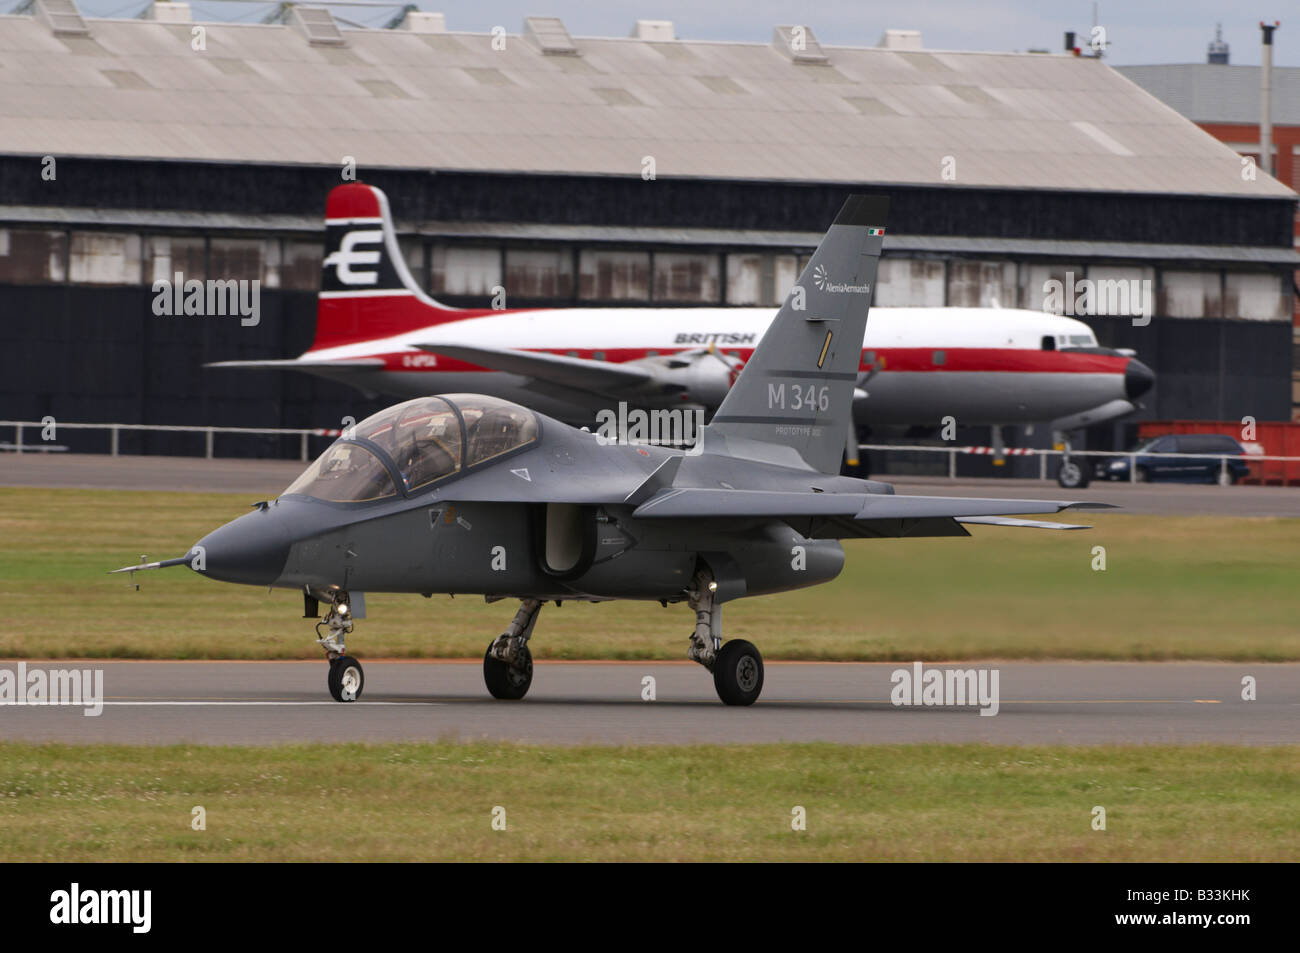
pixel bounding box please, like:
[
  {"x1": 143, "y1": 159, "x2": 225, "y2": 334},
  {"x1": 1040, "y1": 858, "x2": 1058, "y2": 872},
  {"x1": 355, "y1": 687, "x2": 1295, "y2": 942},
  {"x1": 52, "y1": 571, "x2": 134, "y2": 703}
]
[
  {"x1": 687, "y1": 568, "x2": 764, "y2": 706},
  {"x1": 316, "y1": 590, "x2": 365, "y2": 703},
  {"x1": 484, "y1": 598, "x2": 541, "y2": 700}
]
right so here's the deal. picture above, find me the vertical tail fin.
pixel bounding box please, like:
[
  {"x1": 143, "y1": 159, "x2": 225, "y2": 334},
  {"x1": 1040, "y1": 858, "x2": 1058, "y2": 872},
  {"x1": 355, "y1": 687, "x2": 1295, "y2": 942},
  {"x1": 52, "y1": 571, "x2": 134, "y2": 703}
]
[
  {"x1": 707, "y1": 195, "x2": 888, "y2": 473},
  {"x1": 310, "y1": 184, "x2": 486, "y2": 351}
]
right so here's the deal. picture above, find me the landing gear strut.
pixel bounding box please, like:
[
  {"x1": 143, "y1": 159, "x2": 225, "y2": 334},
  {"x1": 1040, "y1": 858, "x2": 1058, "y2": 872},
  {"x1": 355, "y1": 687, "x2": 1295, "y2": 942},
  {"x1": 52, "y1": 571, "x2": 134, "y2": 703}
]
[
  {"x1": 316, "y1": 590, "x2": 364, "y2": 703},
  {"x1": 687, "y1": 568, "x2": 764, "y2": 705},
  {"x1": 484, "y1": 598, "x2": 542, "y2": 700}
]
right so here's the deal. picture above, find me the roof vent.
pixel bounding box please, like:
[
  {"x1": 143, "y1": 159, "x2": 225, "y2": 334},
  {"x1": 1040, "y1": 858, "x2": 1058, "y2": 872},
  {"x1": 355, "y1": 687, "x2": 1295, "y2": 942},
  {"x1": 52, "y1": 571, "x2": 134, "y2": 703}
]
[
  {"x1": 147, "y1": 1, "x2": 191, "y2": 23},
  {"x1": 525, "y1": 16, "x2": 578, "y2": 55},
  {"x1": 293, "y1": 6, "x2": 345, "y2": 47},
  {"x1": 400, "y1": 11, "x2": 446, "y2": 34},
  {"x1": 35, "y1": 0, "x2": 90, "y2": 37},
  {"x1": 631, "y1": 19, "x2": 674, "y2": 41},
  {"x1": 772, "y1": 25, "x2": 828, "y2": 65},
  {"x1": 879, "y1": 29, "x2": 923, "y2": 50}
]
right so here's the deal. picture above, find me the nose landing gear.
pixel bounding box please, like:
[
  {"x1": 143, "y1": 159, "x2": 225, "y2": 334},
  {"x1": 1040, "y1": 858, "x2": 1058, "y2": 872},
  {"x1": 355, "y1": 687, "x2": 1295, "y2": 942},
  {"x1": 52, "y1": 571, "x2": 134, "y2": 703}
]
[{"x1": 315, "y1": 590, "x2": 364, "y2": 702}]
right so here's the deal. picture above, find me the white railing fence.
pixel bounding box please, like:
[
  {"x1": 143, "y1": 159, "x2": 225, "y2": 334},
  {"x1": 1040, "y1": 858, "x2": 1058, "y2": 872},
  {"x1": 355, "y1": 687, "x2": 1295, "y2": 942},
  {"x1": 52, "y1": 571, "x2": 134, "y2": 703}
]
[
  {"x1": 3, "y1": 421, "x2": 1297, "y2": 484},
  {"x1": 857, "y1": 443, "x2": 1298, "y2": 484},
  {"x1": 1, "y1": 421, "x2": 343, "y2": 461}
]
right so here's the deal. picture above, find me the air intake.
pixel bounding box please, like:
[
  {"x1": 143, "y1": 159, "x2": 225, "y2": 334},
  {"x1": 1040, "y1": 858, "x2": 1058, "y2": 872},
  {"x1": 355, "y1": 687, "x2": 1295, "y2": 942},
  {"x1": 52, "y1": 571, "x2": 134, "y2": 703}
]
[
  {"x1": 525, "y1": 16, "x2": 579, "y2": 55},
  {"x1": 293, "y1": 6, "x2": 345, "y2": 47},
  {"x1": 35, "y1": 0, "x2": 90, "y2": 37}
]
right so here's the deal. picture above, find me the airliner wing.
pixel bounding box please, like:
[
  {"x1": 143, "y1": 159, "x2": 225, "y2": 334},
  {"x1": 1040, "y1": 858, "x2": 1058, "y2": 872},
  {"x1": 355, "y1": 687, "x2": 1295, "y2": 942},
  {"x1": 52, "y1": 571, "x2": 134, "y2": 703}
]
[
  {"x1": 205, "y1": 358, "x2": 386, "y2": 370},
  {"x1": 412, "y1": 343, "x2": 658, "y2": 396}
]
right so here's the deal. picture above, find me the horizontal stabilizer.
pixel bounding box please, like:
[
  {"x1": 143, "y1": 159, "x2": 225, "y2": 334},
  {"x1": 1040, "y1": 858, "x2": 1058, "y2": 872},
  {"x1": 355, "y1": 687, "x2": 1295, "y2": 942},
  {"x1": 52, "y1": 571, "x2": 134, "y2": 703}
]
[
  {"x1": 633, "y1": 488, "x2": 1111, "y2": 523},
  {"x1": 956, "y1": 515, "x2": 1092, "y2": 530},
  {"x1": 852, "y1": 496, "x2": 1113, "y2": 521},
  {"x1": 412, "y1": 343, "x2": 655, "y2": 395}
]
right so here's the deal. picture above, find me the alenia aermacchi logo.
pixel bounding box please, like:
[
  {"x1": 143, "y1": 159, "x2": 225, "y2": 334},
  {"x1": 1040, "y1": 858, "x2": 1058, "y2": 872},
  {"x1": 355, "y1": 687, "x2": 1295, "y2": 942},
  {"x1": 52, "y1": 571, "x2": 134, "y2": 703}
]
[
  {"x1": 811, "y1": 263, "x2": 872, "y2": 295},
  {"x1": 324, "y1": 229, "x2": 383, "y2": 286}
]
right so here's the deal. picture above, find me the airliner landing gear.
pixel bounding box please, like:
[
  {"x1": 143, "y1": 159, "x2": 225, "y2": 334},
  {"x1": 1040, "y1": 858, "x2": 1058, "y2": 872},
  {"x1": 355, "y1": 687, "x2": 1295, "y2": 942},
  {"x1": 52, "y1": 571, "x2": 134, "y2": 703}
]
[
  {"x1": 687, "y1": 569, "x2": 765, "y2": 705},
  {"x1": 316, "y1": 591, "x2": 364, "y2": 702},
  {"x1": 484, "y1": 598, "x2": 542, "y2": 700}
]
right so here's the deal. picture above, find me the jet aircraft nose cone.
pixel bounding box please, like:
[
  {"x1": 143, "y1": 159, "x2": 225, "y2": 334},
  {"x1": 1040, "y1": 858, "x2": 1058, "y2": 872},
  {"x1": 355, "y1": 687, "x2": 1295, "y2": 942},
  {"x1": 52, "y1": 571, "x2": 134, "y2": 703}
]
[
  {"x1": 1124, "y1": 359, "x2": 1155, "y2": 400},
  {"x1": 193, "y1": 506, "x2": 291, "y2": 586}
]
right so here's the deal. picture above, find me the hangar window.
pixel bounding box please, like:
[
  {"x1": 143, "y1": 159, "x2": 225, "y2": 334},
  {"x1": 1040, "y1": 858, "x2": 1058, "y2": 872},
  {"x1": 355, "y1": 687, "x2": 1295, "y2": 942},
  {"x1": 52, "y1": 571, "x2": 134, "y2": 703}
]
[
  {"x1": 1224, "y1": 272, "x2": 1288, "y2": 321},
  {"x1": 946, "y1": 260, "x2": 1015, "y2": 308},
  {"x1": 69, "y1": 232, "x2": 141, "y2": 285},
  {"x1": 398, "y1": 237, "x2": 426, "y2": 290},
  {"x1": 653, "y1": 252, "x2": 720, "y2": 303},
  {"x1": 284, "y1": 442, "x2": 397, "y2": 503},
  {"x1": 432, "y1": 245, "x2": 502, "y2": 297},
  {"x1": 873, "y1": 258, "x2": 944, "y2": 307},
  {"x1": 725, "y1": 253, "x2": 799, "y2": 306},
  {"x1": 506, "y1": 248, "x2": 574, "y2": 298},
  {"x1": 1159, "y1": 270, "x2": 1222, "y2": 318},
  {"x1": 579, "y1": 249, "x2": 650, "y2": 300},
  {"x1": 209, "y1": 238, "x2": 263, "y2": 282},
  {"x1": 1019, "y1": 263, "x2": 1083, "y2": 312},
  {"x1": 1084, "y1": 265, "x2": 1155, "y2": 317},
  {"x1": 146, "y1": 236, "x2": 206, "y2": 283},
  {"x1": 358, "y1": 397, "x2": 463, "y2": 492},
  {"x1": 282, "y1": 240, "x2": 323, "y2": 291},
  {"x1": 0, "y1": 229, "x2": 67, "y2": 284}
]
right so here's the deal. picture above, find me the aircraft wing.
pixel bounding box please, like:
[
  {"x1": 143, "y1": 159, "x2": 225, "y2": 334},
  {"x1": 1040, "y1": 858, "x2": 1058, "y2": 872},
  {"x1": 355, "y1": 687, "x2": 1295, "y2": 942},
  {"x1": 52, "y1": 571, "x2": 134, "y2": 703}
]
[
  {"x1": 205, "y1": 358, "x2": 386, "y2": 370},
  {"x1": 631, "y1": 488, "x2": 1111, "y2": 537},
  {"x1": 412, "y1": 343, "x2": 657, "y2": 396}
]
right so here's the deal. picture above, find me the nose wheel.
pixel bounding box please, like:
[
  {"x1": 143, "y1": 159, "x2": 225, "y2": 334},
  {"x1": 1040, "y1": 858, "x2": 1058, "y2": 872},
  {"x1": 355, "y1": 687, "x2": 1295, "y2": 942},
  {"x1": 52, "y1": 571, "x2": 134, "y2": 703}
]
[
  {"x1": 313, "y1": 590, "x2": 364, "y2": 702},
  {"x1": 328, "y1": 656, "x2": 365, "y2": 703}
]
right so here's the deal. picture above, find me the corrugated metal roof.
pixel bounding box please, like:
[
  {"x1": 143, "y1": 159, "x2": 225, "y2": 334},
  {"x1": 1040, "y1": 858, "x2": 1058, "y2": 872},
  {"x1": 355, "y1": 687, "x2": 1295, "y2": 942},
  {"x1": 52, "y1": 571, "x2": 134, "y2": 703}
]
[
  {"x1": 1116, "y1": 64, "x2": 1300, "y2": 127},
  {"x1": 0, "y1": 15, "x2": 1293, "y2": 199}
]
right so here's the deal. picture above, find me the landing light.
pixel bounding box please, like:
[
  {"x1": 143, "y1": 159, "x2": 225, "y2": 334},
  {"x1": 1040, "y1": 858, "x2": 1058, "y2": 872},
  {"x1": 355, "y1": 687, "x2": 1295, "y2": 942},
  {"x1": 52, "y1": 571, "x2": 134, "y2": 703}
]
[
  {"x1": 708, "y1": 581, "x2": 718, "y2": 592},
  {"x1": 337, "y1": 603, "x2": 350, "y2": 616}
]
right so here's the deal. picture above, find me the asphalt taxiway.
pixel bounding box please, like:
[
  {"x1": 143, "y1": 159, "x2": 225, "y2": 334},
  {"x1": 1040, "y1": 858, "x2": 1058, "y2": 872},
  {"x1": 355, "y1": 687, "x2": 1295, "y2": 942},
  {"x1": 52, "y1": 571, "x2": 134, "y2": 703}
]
[{"x1": 2, "y1": 660, "x2": 1294, "y2": 746}]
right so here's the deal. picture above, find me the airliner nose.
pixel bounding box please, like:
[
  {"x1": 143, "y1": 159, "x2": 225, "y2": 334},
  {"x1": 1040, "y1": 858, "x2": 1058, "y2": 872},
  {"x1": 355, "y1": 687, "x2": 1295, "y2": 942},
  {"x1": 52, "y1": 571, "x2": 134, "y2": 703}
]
[
  {"x1": 193, "y1": 506, "x2": 291, "y2": 586},
  {"x1": 1125, "y1": 359, "x2": 1155, "y2": 400}
]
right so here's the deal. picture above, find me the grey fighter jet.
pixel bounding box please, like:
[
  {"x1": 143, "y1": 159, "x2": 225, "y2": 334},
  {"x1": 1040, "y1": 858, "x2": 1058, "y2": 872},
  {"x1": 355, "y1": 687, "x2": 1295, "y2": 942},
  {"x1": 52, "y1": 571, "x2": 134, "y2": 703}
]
[{"x1": 114, "y1": 195, "x2": 1107, "y2": 706}]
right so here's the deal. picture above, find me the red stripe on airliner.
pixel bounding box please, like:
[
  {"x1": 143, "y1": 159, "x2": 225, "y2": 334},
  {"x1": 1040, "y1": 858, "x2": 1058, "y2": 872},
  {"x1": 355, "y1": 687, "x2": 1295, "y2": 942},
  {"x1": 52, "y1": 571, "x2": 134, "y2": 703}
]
[{"x1": 354, "y1": 346, "x2": 1129, "y2": 375}]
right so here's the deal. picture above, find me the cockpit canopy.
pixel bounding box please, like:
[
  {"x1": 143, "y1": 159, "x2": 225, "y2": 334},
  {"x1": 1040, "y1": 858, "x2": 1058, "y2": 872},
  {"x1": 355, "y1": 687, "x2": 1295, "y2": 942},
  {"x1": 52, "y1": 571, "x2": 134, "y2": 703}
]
[{"x1": 283, "y1": 395, "x2": 539, "y2": 503}]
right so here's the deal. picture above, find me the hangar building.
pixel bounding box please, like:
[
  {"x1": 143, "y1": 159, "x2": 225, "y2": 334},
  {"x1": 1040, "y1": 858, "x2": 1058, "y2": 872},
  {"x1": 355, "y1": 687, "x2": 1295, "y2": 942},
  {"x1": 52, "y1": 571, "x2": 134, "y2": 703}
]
[{"x1": 1, "y1": 4, "x2": 1296, "y2": 459}]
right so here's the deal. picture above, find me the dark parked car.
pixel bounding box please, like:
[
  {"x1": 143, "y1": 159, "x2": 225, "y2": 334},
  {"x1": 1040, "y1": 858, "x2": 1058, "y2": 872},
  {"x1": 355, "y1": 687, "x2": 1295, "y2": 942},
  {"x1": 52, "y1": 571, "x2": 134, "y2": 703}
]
[{"x1": 1103, "y1": 433, "x2": 1250, "y2": 485}]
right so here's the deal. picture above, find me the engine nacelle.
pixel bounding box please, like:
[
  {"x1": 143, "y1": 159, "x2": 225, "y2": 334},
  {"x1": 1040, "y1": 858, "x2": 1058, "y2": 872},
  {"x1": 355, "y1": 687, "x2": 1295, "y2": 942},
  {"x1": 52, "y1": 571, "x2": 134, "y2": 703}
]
[{"x1": 629, "y1": 348, "x2": 743, "y2": 408}]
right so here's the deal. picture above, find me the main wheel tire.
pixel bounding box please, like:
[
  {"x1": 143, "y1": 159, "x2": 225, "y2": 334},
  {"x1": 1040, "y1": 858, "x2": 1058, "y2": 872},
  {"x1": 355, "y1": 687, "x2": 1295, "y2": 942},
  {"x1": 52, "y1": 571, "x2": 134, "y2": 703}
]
[
  {"x1": 1057, "y1": 459, "x2": 1090, "y2": 489},
  {"x1": 484, "y1": 643, "x2": 533, "y2": 700},
  {"x1": 328, "y1": 656, "x2": 364, "y2": 703},
  {"x1": 713, "y1": 639, "x2": 764, "y2": 706}
]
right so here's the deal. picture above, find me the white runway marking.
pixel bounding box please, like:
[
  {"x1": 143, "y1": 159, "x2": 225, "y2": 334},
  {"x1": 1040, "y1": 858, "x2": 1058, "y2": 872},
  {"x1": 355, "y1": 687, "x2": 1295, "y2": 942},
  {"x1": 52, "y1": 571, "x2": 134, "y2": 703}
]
[{"x1": 102, "y1": 701, "x2": 444, "y2": 707}]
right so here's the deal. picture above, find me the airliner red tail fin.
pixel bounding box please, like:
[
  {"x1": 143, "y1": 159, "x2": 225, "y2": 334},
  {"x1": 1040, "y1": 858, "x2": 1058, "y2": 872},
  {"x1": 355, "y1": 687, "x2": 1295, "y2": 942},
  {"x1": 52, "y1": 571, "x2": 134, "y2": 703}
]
[{"x1": 310, "y1": 184, "x2": 486, "y2": 352}]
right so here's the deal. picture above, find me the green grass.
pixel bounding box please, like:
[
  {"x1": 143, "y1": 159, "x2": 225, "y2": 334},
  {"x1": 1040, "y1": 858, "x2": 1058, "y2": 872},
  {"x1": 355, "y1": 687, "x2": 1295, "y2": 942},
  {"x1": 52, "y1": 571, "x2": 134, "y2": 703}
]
[
  {"x1": 0, "y1": 742, "x2": 1295, "y2": 861},
  {"x1": 1, "y1": 487, "x2": 1297, "y2": 661}
]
